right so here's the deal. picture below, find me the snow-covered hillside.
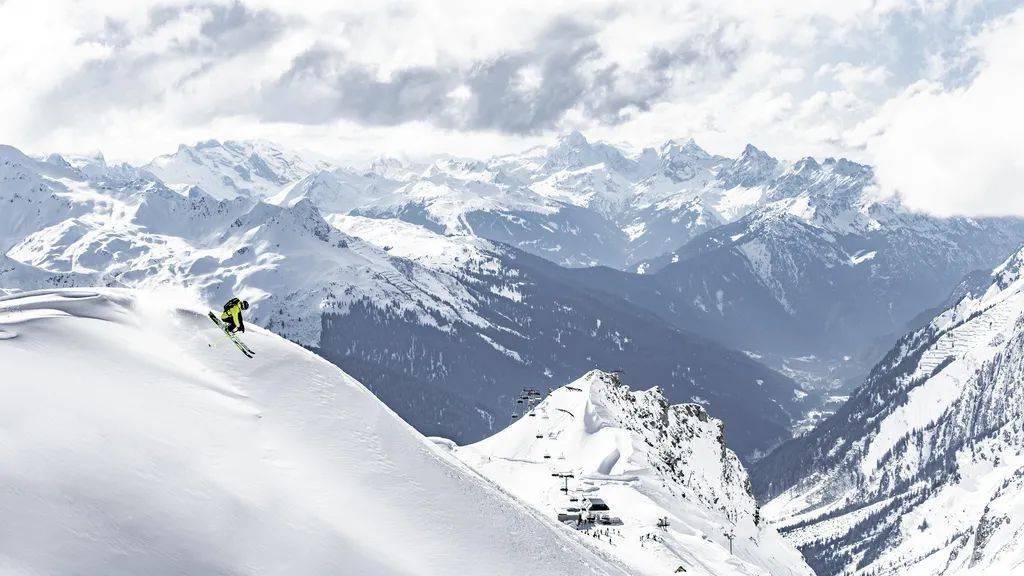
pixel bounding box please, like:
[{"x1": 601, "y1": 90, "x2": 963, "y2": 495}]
[
  {"x1": 457, "y1": 371, "x2": 813, "y2": 576},
  {"x1": 0, "y1": 254, "x2": 95, "y2": 296},
  {"x1": 752, "y1": 246, "x2": 1024, "y2": 575},
  {"x1": 0, "y1": 288, "x2": 635, "y2": 576}
]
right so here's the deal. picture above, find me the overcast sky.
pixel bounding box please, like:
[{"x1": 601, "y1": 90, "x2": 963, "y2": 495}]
[{"x1": 0, "y1": 0, "x2": 1021, "y2": 216}]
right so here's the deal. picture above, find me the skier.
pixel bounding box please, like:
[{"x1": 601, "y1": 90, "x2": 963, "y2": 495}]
[{"x1": 220, "y1": 297, "x2": 249, "y2": 334}]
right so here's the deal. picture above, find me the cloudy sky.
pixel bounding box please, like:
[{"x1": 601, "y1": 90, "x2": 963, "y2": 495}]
[{"x1": 0, "y1": 0, "x2": 1021, "y2": 216}]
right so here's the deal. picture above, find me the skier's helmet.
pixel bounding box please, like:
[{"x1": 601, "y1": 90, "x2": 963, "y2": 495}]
[{"x1": 241, "y1": 300, "x2": 250, "y2": 310}]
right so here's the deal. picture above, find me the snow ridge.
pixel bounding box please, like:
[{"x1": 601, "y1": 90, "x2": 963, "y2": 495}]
[{"x1": 459, "y1": 370, "x2": 813, "y2": 576}]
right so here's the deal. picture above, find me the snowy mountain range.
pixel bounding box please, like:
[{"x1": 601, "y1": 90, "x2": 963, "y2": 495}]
[
  {"x1": 640, "y1": 156, "x2": 1024, "y2": 363},
  {"x1": 0, "y1": 288, "x2": 638, "y2": 575},
  {"x1": 6, "y1": 132, "x2": 1024, "y2": 576},
  {"x1": 4, "y1": 133, "x2": 1024, "y2": 454},
  {"x1": 751, "y1": 246, "x2": 1024, "y2": 575},
  {"x1": 0, "y1": 142, "x2": 805, "y2": 460},
  {"x1": 176, "y1": 134, "x2": 1024, "y2": 388},
  {"x1": 73, "y1": 135, "x2": 1024, "y2": 375}
]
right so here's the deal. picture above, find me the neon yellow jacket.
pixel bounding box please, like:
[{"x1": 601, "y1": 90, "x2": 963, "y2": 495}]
[{"x1": 220, "y1": 299, "x2": 245, "y2": 331}]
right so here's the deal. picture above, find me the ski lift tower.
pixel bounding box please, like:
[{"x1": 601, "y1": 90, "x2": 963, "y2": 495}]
[{"x1": 551, "y1": 472, "x2": 575, "y2": 494}]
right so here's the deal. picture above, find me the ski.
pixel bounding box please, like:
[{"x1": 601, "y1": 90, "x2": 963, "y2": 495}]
[
  {"x1": 208, "y1": 312, "x2": 255, "y2": 358},
  {"x1": 228, "y1": 335, "x2": 254, "y2": 358},
  {"x1": 229, "y1": 330, "x2": 256, "y2": 356}
]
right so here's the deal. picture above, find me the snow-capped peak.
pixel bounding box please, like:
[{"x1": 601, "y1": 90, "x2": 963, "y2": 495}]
[
  {"x1": 458, "y1": 370, "x2": 813, "y2": 576},
  {"x1": 542, "y1": 131, "x2": 634, "y2": 174},
  {"x1": 712, "y1": 144, "x2": 778, "y2": 191},
  {"x1": 736, "y1": 144, "x2": 774, "y2": 167},
  {"x1": 368, "y1": 156, "x2": 422, "y2": 181},
  {"x1": 820, "y1": 156, "x2": 870, "y2": 178},
  {"x1": 661, "y1": 138, "x2": 710, "y2": 161},
  {"x1": 1, "y1": 144, "x2": 78, "y2": 182},
  {"x1": 560, "y1": 129, "x2": 590, "y2": 148},
  {"x1": 791, "y1": 156, "x2": 820, "y2": 175},
  {"x1": 226, "y1": 197, "x2": 341, "y2": 247}
]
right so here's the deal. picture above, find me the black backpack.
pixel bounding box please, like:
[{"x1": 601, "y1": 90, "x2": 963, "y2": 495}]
[{"x1": 223, "y1": 297, "x2": 241, "y2": 312}]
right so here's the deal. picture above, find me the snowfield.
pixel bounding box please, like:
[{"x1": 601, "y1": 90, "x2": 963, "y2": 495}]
[{"x1": 0, "y1": 288, "x2": 633, "y2": 576}]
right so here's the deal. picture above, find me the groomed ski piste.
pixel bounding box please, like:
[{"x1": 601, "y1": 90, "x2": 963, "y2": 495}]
[
  {"x1": 454, "y1": 371, "x2": 814, "y2": 576},
  {"x1": 0, "y1": 288, "x2": 634, "y2": 576}
]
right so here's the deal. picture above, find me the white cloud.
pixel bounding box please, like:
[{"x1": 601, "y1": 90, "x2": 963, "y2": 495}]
[
  {"x1": 818, "y1": 62, "x2": 890, "y2": 91},
  {"x1": 0, "y1": 0, "x2": 1017, "y2": 181},
  {"x1": 868, "y1": 8, "x2": 1024, "y2": 217}
]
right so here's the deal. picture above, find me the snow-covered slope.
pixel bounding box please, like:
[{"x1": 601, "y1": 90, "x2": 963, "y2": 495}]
[
  {"x1": 752, "y1": 246, "x2": 1024, "y2": 575},
  {"x1": 457, "y1": 371, "x2": 813, "y2": 576},
  {"x1": 0, "y1": 288, "x2": 634, "y2": 576},
  {"x1": 145, "y1": 139, "x2": 331, "y2": 200},
  {"x1": 0, "y1": 254, "x2": 94, "y2": 295}
]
